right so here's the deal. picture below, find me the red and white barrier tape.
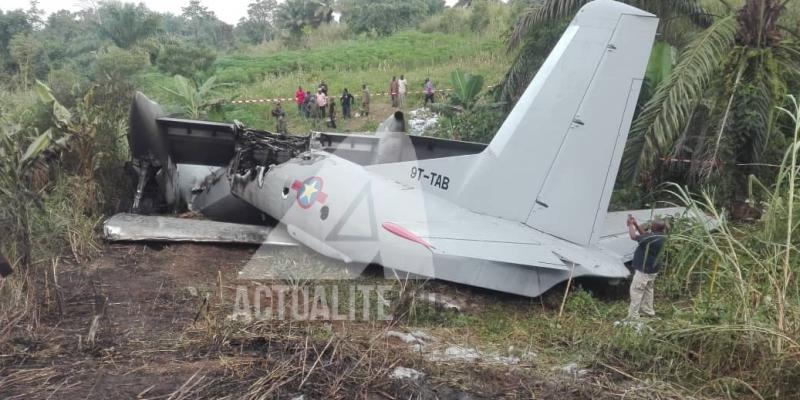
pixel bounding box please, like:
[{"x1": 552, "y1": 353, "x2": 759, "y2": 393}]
[{"x1": 229, "y1": 85, "x2": 495, "y2": 105}]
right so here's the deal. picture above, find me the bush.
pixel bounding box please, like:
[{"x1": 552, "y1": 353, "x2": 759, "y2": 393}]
[
  {"x1": 341, "y1": 0, "x2": 430, "y2": 36},
  {"x1": 93, "y1": 46, "x2": 149, "y2": 82},
  {"x1": 435, "y1": 105, "x2": 505, "y2": 143},
  {"x1": 303, "y1": 23, "x2": 351, "y2": 48},
  {"x1": 155, "y1": 40, "x2": 217, "y2": 78},
  {"x1": 419, "y1": 8, "x2": 470, "y2": 34},
  {"x1": 47, "y1": 67, "x2": 87, "y2": 108}
]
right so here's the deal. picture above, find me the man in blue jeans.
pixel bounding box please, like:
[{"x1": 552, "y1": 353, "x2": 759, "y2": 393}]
[{"x1": 626, "y1": 215, "x2": 667, "y2": 319}]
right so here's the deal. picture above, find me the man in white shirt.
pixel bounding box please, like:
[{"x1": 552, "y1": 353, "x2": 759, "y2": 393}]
[{"x1": 398, "y1": 74, "x2": 408, "y2": 107}]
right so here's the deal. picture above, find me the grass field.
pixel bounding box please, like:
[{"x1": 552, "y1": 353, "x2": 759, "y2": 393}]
[{"x1": 136, "y1": 30, "x2": 510, "y2": 133}]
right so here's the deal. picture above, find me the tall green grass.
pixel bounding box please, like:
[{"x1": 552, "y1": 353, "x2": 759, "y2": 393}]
[{"x1": 598, "y1": 96, "x2": 800, "y2": 399}]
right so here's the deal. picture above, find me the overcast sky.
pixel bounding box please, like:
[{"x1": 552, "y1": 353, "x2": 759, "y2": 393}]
[{"x1": 3, "y1": 0, "x2": 461, "y2": 25}]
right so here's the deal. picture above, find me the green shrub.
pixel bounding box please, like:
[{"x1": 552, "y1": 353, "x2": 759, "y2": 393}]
[
  {"x1": 155, "y1": 40, "x2": 217, "y2": 78},
  {"x1": 434, "y1": 105, "x2": 505, "y2": 143},
  {"x1": 46, "y1": 67, "x2": 87, "y2": 108},
  {"x1": 419, "y1": 8, "x2": 470, "y2": 34},
  {"x1": 341, "y1": 0, "x2": 431, "y2": 36},
  {"x1": 93, "y1": 46, "x2": 149, "y2": 82}
]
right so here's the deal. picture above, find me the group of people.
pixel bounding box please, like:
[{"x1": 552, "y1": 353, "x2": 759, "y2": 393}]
[
  {"x1": 270, "y1": 82, "x2": 367, "y2": 134},
  {"x1": 389, "y1": 75, "x2": 436, "y2": 107},
  {"x1": 291, "y1": 82, "x2": 364, "y2": 127},
  {"x1": 269, "y1": 77, "x2": 437, "y2": 134}
]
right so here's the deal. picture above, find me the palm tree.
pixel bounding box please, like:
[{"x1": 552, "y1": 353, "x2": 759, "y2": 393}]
[
  {"x1": 627, "y1": 0, "x2": 800, "y2": 185},
  {"x1": 309, "y1": 0, "x2": 335, "y2": 26},
  {"x1": 275, "y1": 0, "x2": 310, "y2": 43},
  {"x1": 95, "y1": 2, "x2": 161, "y2": 48},
  {"x1": 504, "y1": 0, "x2": 800, "y2": 191}
]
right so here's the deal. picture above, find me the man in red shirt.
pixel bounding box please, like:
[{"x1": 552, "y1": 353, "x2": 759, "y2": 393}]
[{"x1": 295, "y1": 86, "x2": 306, "y2": 113}]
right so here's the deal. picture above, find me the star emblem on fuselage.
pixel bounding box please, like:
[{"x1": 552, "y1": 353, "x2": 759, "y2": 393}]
[{"x1": 291, "y1": 176, "x2": 327, "y2": 209}]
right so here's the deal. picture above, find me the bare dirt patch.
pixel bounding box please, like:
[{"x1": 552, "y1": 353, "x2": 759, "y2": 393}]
[{"x1": 1, "y1": 243, "x2": 630, "y2": 399}]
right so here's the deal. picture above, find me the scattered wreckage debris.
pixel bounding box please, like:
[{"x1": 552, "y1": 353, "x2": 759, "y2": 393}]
[
  {"x1": 390, "y1": 366, "x2": 425, "y2": 381},
  {"x1": 416, "y1": 291, "x2": 464, "y2": 312},
  {"x1": 384, "y1": 329, "x2": 536, "y2": 366}
]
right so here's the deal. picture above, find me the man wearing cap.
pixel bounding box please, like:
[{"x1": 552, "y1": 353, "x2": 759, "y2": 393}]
[{"x1": 626, "y1": 216, "x2": 667, "y2": 319}]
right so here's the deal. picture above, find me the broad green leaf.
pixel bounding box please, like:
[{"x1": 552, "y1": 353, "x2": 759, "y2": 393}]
[
  {"x1": 645, "y1": 41, "x2": 675, "y2": 90},
  {"x1": 53, "y1": 101, "x2": 73, "y2": 127},
  {"x1": 34, "y1": 80, "x2": 56, "y2": 104},
  {"x1": 20, "y1": 129, "x2": 52, "y2": 165}
]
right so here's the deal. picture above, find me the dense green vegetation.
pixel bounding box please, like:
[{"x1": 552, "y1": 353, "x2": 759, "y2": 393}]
[
  {"x1": 507, "y1": 0, "x2": 800, "y2": 201},
  {"x1": 0, "y1": 0, "x2": 799, "y2": 398}
]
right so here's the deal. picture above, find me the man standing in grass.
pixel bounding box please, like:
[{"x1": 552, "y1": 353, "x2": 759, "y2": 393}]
[
  {"x1": 389, "y1": 76, "x2": 399, "y2": 108},
  {"x1": 340, "y1": 89, "x2": 354, "y2": 119},
  {"x1": 398, "y1": 75, "x2": 408, "y2": 108},
  {"x1": 626, "y1": 216, "x2": 667, "y2": 319},
  {"x1": 361, "y1": 84, "x2": 370, "y2": 116},
  {"x1": 295, "y1": 87, "x2": 305, "y2": 113},
  {"x1": 271, "y1": 102, "x2": 287, "y2": 134},
  {"x1": 303, "y1": 90, "x2": 314, "y2": 119},
  {"x1": 327, "y1": 100, "x2": 337, "y2": 129},
  {"x1": 316, "y1": 89, "x2": 327, "y2": 119},
  {"x1": 423, "y1": 78, "x2": 435, "y2": 106}
]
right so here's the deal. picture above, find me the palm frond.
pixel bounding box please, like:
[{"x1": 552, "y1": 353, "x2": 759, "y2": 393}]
[
  {"x1": 621, "y1": 15, "x2": 738, "y2": 181},
  {"x1": 508, "y1": 0, "x2": 714, "y2": 49},
  {"x1": 742, "y1": 53, "x2": 781, "y2": 163},
  {"x1": 638, "y1": 0, "x2": 715, "y2": 28},
  {"x1": 508, "y1": 0, "x2": 588, "y2": 48},
  {"x1": 774, "y1": 41, "x2": 800, "y2": 80}
]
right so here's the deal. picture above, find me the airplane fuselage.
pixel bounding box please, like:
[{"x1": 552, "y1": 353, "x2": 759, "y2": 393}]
[{"x1": 228, "y1": 149, "x2": 639, "y2": 296}]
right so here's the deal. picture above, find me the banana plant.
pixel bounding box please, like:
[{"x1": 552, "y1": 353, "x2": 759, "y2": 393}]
[
  {"x1": 449, "y1": 69, "x2": 485, "y2": 111},
  {"x1": 0, "y1": 81, "x2": 72, "y2": 267},
  {"x1": 162, "y1": 75, "x2": 231, "y2": 119},
  {"x1": 432, "y1": 69, "x2": 491, "y2": 117},
  {"x1": 0, "y1": 126, "x2": 56, "y2": 268}
]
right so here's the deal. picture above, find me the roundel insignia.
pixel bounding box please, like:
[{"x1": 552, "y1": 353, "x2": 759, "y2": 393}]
[{"x1": 291, "y1": 176, "x2": 327, "y2": 209}]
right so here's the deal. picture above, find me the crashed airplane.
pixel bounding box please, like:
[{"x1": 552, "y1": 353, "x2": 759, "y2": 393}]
[{"x1": 106, "y1": 0, "x2": 697, "y2": 297}]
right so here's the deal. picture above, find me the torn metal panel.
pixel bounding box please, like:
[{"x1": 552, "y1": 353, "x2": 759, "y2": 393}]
[{"x1": 103, "y1": 213, "x2": 297, "y2": 246}]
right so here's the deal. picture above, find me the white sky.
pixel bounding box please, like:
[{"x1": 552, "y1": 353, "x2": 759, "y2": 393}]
[{"x1": 2, "y1": 0, "x2": 461, "y2": 25}]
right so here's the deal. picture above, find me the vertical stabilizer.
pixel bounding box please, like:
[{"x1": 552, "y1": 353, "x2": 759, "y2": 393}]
[{"x1": 457, "y1": 0, "x2": 658, "y2": 245}]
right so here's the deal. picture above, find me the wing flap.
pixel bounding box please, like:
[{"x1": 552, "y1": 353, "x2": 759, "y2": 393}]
[{"x1": 429, "y1": 238, "x2": 569, "y2": 271}]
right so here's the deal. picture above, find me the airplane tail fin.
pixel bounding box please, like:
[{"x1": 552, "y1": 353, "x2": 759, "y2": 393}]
[{"x1": 456, "y1": 0, "x2": 658, "y2": 246}]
